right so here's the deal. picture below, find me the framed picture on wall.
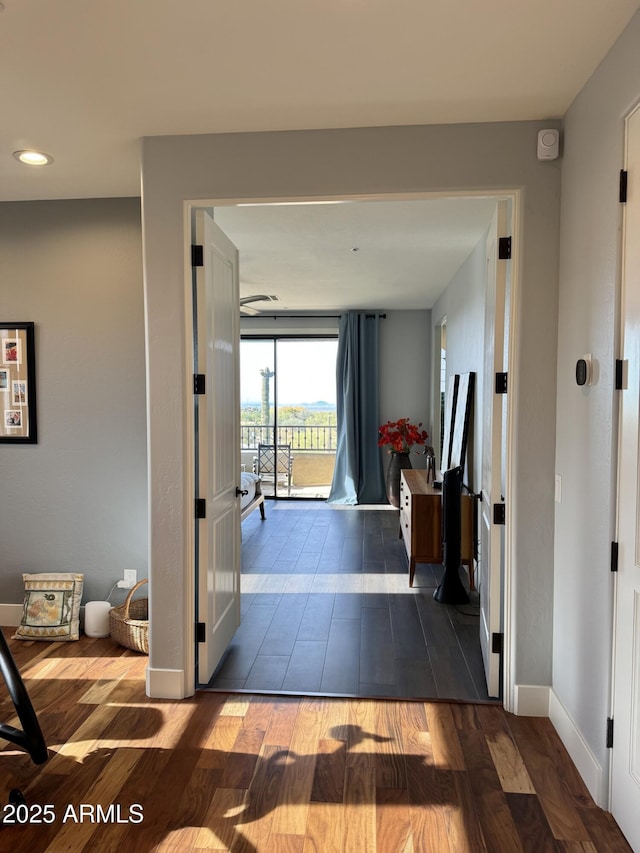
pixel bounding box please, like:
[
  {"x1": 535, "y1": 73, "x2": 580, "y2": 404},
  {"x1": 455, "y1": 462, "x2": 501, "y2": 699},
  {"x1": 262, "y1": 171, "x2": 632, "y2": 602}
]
[{"x1": 0, "y1": 322, "x2": 37, "y2": 444}]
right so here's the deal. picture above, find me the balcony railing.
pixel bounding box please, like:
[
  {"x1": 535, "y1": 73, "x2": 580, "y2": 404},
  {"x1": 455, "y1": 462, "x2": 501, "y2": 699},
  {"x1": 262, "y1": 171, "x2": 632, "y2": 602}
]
[{"x1": 241, "y1": 424, "x2": 337, "y2": 451}]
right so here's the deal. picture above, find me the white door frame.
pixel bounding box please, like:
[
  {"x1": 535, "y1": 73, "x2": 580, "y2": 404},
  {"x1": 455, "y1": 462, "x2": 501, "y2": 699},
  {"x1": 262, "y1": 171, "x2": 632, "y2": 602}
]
[{"x1": 181, "y1": 190, "x2": 521, "y2": 709}]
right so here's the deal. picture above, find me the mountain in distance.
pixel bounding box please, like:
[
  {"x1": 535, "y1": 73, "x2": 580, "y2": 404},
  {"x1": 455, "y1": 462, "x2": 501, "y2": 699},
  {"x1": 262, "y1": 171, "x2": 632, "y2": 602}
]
[{"x1": 241, "y1": 399, "x2": 335, "y2": 409}]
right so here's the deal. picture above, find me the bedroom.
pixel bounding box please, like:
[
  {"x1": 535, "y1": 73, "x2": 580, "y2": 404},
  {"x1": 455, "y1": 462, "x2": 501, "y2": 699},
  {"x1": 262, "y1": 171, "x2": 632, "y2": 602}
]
[{"x1": 202, "y1": 195, "x2": 506, "y2": 700}]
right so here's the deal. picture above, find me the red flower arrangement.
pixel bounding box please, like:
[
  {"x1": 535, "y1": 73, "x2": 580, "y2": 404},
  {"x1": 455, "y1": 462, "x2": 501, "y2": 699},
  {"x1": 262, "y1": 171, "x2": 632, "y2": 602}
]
[{"x1": 378, "y1": 418, "x2": 429, "y2": 454}]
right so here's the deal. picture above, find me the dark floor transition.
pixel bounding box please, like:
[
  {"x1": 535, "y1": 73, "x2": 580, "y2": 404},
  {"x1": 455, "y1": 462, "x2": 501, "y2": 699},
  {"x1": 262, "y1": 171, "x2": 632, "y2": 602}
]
[{"x1": 206, "y1": 500, "x2": 494, "y2": 703}]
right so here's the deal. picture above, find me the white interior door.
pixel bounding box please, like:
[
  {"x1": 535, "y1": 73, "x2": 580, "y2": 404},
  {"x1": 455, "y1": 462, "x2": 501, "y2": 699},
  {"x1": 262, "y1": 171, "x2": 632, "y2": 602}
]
[
  {"x1": 194, "y1": 209, "x2": 241, "y2": 685},
  {"x1": 611, "y1": 105, "x2": 640, "y2": 851},
  {"x1": 480, "y1": 201, "x2": 509, "y2": 698}
]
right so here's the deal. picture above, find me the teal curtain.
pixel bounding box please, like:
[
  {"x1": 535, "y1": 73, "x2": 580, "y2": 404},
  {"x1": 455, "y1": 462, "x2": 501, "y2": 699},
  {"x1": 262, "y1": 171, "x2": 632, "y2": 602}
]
[{"x1": 327, "y1": 312, "x2": 386, "y2": 504}]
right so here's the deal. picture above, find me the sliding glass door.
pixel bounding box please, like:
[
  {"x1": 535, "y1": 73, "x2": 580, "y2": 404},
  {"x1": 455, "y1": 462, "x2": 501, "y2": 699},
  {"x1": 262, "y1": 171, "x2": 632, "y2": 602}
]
[{"x1": 240, "y1": 337, "x2": 338, "y2": 498}]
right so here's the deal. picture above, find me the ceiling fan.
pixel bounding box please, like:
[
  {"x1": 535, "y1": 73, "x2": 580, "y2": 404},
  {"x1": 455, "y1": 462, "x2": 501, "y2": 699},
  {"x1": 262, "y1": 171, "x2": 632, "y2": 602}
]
[{"x1": 240, "y1": 294, "x2": 279, "y2": 315}]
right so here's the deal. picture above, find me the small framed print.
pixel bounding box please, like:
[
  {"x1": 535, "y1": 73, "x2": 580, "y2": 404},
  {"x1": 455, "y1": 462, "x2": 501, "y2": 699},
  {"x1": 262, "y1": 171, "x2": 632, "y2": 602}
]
[
  {"x1": 3, "y1": 337, "x2": 22, "y2": 365},
  {"x1": 11, "y1": 380, "x2": 27, "y2": 406},
  {"x1": 5, "y1": 409, "x2": 22, "y2": 428},
  {"x1": 0, "y1": 323, "x2": 37, "y2": 443}
]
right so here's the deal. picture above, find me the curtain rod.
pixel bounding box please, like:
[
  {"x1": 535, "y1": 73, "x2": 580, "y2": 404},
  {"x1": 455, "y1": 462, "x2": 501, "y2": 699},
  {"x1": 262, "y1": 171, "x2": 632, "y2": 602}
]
[{"x1": 242, "y1": 313, "x2": 387, "y2": 320}]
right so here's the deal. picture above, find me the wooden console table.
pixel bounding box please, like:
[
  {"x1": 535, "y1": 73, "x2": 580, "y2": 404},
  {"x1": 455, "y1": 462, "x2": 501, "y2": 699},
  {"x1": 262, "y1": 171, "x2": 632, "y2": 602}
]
[{"x1": 399, "y1": 469, "x2": 475, "y2": 588}]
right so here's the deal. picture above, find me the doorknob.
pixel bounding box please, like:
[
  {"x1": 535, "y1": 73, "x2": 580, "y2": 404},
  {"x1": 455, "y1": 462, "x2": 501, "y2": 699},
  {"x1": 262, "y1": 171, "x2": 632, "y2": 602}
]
[{"x1": 236, "y1": 487, "x2": 249, "y2": 497}]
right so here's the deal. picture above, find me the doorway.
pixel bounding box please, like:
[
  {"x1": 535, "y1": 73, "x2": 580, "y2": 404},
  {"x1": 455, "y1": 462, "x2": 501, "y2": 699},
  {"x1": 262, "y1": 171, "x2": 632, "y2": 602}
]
[
  {"x1": 175, "y1": 194, "x2": 520, "y2": 704},
  {"x1": 196, "y1": 195, "x2": 516, "y2": 701}
]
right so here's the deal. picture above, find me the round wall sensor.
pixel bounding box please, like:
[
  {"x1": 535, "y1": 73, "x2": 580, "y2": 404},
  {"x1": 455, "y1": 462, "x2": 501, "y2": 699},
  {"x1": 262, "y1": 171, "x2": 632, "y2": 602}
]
[
  {"x1": 537, "y1": 129, "x2": 560, "y2": 160},
  {"x1": 576, "y1": 354, "x2": 592, "y2": 386}
]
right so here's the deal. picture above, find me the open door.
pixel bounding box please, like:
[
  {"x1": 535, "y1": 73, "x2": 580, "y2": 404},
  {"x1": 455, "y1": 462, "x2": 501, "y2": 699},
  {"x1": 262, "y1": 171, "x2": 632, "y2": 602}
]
[
  {"x1": 611, "y1": 105, "x2": 640, "y2": 852},
  {"x1": 193, "y1": 209, "x2": 242, "y2": 686},
  {"x1": 479, "y1": 201, "x2": 509, "y2": 698}
]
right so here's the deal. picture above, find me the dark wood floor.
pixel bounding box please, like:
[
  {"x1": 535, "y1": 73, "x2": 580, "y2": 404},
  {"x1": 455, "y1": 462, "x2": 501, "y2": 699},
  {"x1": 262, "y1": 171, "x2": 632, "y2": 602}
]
[
  {"x1": 0, "y1": 631, "x2": 632, "y2": 852},
  {"x1": 208, "y1": 501, "x2": 492, "y2": 702}
]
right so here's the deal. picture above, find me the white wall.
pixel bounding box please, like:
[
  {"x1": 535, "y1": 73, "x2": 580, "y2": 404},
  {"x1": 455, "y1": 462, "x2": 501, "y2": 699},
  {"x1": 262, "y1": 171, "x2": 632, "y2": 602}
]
[
  {"x1": 431, "y1": 236, "x2": 489, "y2": 492},
  {"x1": 554, "y1": 10, "x2": 640, "y2": 804},
  {"x1": 140, "y1": 120, "x2": 561, "y2": 697},
  {"x1": 0, "y1": 199, "x2": 147, "y2": 605}
]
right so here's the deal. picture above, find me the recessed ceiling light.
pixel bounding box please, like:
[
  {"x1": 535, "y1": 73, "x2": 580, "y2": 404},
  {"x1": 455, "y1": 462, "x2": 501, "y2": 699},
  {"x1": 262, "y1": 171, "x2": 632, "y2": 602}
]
[{"x1": 13, "y1": 150, "x2": 54, "y2": 166}]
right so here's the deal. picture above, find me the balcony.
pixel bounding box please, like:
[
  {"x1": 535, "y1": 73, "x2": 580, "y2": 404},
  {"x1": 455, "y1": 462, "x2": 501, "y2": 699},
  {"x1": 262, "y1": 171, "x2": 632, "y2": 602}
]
[{"x1": 240, "y1": 424, "x2": 337, "y2": 498}]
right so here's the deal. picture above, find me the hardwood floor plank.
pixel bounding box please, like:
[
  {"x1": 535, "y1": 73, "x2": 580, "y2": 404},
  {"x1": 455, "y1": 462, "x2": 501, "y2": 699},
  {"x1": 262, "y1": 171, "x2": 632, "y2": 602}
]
[
  {"x1": 196, "y1": 787, "x2": 248, "y2": 850},
  {"x1": 271, "y1": 705, "x2": 323, "y2": 835},
  {"x1": 345, "y1": 699, "x2": 379, "y2": 768},
  {"x1": 409, "y1": 801, "x2": 452, "y2": 853},
  {"x1": 457, "y1": 728, "x2": 525, "y2": 852},
  {"x1": 219, "y1": 728, "x2": 265, "y2": 789},
  {"x1": 425, "y1": 703, "x2": 466, "y2": 771},
  {"x1": 310, "y1": 738, "x2": 345, "y2": 803},
  {"x1": 506, "y1": 792, "x2": 562, "y2": 852},
  {"x1": 576, "y1": 805, "x2": 633, "y2": 851},
  {"x1": 343, "y1": 764, "x2": 376, "y2": 852},
  {"x1": 532, "y1": 718, "x2": 596, "y2": 809},
  {"x1": 452, "y1": 770, "x2": 489, "y2": 851},
  {"x1": 199, "y1": 715, "x2": 244, "y2": 770},
  {"x1": 267, "y1": 833, "x2": 306, "y2": 853},
  {"x1": 485, "y1": 730, "x2": 536, "y2": 794},
  {"x1": 376, "y1": 787, "x2": 414, "y2": 853},
  {"x1": 374, "y1": 700, "x2": 407, "y2": 789},
  {"x1": 241, "y1": 743, "x2": 289, "y2": 841},
  {"x1": 303, "y1": 803, "x2": 346, "y2": 853},
  {"x1": 263, "y1": 698, "x2": 300, "y2": 748},
  {"x1": 506, "y1": 714, "x2": 591, "y2": 842}
]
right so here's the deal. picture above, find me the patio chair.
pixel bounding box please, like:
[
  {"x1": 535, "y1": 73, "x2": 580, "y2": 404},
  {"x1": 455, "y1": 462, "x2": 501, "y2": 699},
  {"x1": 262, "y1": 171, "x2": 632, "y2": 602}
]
[{"x1": 253, "y1": 444, "x2": 294, "y2": 495}]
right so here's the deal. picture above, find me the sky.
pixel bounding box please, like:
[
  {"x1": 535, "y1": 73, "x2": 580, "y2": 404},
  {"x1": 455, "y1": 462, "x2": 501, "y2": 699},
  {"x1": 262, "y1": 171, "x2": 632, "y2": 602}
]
[{"x1": 241, "y1": 339, "x2": 338, "y2": 406}]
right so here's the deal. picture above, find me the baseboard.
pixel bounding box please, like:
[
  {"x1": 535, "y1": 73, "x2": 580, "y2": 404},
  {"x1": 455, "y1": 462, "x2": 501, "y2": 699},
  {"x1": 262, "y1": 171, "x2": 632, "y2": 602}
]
[
  {"x1": 0, "y1": 603, "x2": 23, "y2": 627},
  {"x1": 146, "y1": 666, "x2": 186, "y2": 699},
  {"x1": 513, "y1": 684, "x2": 550, "y2": 716},
  {"x1": 549, "y1": 689, "x2": 607, "y2": 808}
]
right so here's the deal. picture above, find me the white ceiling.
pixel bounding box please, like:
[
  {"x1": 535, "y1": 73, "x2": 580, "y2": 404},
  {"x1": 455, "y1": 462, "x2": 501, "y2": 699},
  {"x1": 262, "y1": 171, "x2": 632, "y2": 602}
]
[
  {"x1": 216, "y1": 196, "x2": 500, "y2": 311},
  {"x1": 2, "y1": 0, "x2": 638, "y2": 311}
]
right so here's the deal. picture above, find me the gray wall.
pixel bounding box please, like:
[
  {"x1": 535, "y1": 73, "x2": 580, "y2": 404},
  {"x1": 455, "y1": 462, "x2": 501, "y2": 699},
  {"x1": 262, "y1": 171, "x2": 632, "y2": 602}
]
[
  {"x1": 0, "y1": 198, "x2": 147, "y2": 604},
  {"x1": 140, "y1": 119, "x2": 561, "y2": 695},
  {"x1": 432, "y1": 235, "x2": 489, "y2": 492},
  {"x1": 379, "y1": 310, "x2": 432, "y2": 471},
  {"x1": 554, "y1": 11, "x2": 640, "y2": 788}
]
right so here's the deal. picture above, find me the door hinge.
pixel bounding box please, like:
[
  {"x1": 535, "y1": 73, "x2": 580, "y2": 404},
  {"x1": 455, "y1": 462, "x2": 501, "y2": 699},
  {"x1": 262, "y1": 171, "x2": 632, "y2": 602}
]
[
  {"x1": 615, "y1": 358, "x2": 626, "y2": 390},
  {"x1": 620, "y1": 170, "x2": 628, "y2": 204},
  {"x1": 195, "y1": 498, "x2": 206, "y2": 519},
  {"x1": 611, "y1": 541, "x2": 619, "y2": 573},
  {"x1": 491, "y1": 632, "x2": 504, "y2": 654},
  {"x1": 191, "y1": 244, "x2": 204, "y2": 267},
  {"x1": 495, "y1": 372, "x2": 508, "y2": 394},
  {"x1": 196, "y1": 622, "x2": 206, "y2": 643},
  {"x1": 493, "y1": 503, "x2": 506, "y2": 525},
  {"x1": 606, "y1": 717, "x2": 614, "y2": 748},
  {"x1": 194, "y1": 374, "x2": 205, "y2": 395},
  {"x1": 498, "y1": 236, "x2": 512, "y2": 260}
]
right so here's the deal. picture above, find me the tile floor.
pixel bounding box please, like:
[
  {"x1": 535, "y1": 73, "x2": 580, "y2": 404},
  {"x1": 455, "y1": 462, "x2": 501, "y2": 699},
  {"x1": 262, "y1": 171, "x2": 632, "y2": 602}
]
[{"x1": 206, "y1": 500, "x2": 493, "y2": 702}]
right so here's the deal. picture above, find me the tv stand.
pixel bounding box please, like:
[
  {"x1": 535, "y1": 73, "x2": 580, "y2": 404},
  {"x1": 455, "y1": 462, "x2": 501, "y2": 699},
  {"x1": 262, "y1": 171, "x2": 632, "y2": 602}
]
[{"x1": 399, "y1": 469, "x2": 475, "y2": 588}]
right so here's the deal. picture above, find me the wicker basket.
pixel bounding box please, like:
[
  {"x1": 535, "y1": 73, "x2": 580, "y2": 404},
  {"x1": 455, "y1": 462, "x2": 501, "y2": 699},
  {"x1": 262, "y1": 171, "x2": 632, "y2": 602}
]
[{"x1": 109, "y1": 579, "x2": 149, "y2": 654}]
